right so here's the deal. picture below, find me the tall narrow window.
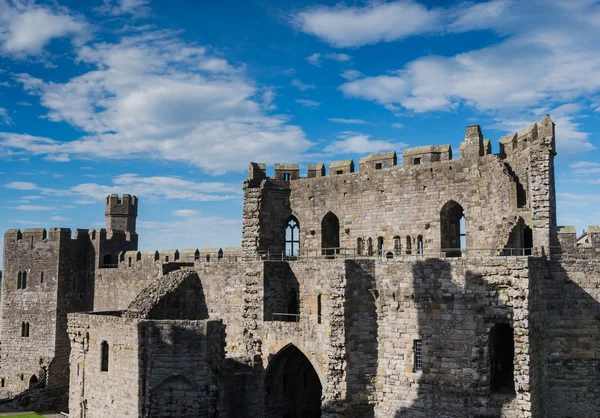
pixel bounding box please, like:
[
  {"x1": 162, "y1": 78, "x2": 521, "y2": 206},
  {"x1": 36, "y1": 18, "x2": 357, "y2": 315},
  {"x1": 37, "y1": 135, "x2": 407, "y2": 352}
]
[
  {"x1": 284, "y1": 173, "x2": 291, "y2": 181},
  {"x1": 317, "y1": 294, "x2": 322, "y2": 324},
  {"x1": 21, "y1": 322, "x2": 30, "y2": 337},
  {"x1": 321, "y1": 212, "x2": 340, "y2": 257},
  {"x1": 406, "y1": 236, "x2": 412, "y2": 255},
  {"x1": 367, "y1": 238, "x2": 373, "y2": 256},
  {"x1": 377, "y1": 237, "x2": 384, "y2": 256},
  {"x1": 413, "y1": 340, "x2": 422, "y2": 372},
  {"x1": 393, "y1": 236, "x2": 401, "y2": 253},
  {"x1": 40, "y1": 272, "x2": 44, "y2": 284},
  {"x1": 128, "y1": 257, "x2": 132, "y2": 267},
  {"x1": 101, "y1": 341, "x2": 109, "y2": 372},
  {"x1": 286, "y1": 216, "x2": 300, "y2": 257},
  {"x1": 417, "y1": 235, "x2": 424, "y2": 255},
  {"x1": 356, "y1": 238, "x2": 364, "y2": 255},
  {"x1": 28, "y1": 375, "x2": 38, "y2": 389},
  {"x1": 17, "y1": 272, "x2": 22, "y2": 289},
  {"x1": 21, "y1": 322, "x2": 26, "y2": 337},
  {"x1": 490, "y1": 324, "x2": 515, "y2": 393},
  {"x1": 30, "y1": 236, "x2": 34, "y2": 249},
  {"x1": 440, "y1": 200, "x2": 465, "y2": 257},
  {"x1": 22, "y1": 272, "x2": 27, "y2": 289}
]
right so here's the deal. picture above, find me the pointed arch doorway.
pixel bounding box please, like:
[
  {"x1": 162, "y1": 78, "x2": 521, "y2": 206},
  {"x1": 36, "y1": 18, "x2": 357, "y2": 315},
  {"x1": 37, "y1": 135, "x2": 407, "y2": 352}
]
[{"x1": 264, "y1": 345, "x2": 322, "y2": 418}]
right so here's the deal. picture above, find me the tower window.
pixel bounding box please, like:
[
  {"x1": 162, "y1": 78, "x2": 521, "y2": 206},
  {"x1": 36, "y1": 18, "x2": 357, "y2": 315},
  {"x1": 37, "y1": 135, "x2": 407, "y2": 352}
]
[
  {"x1": 406, "y1": 236, "x2": 412, "y2": 255},
  {"x1": 490, "y1": 324, "x2": 515, "y2": 393},
  {"x1": 21, "y1": 322, "x2": 30, "y2": 337},
  {"x1": 413, "y1": 340, "x2": 422, "y2": 372},
  {"x1": 286, "y1": 216, "x2": 300, "y2": 257},
  {"x1": 393, "y1": 236, "x2": 401, "y2": 252},
  {"x1": 413, "y1": 157, "x2": 421, "y2": 165},
  {"x1": 367, "y1": 238, "x2": 373, "y2": 256},
  {"x1": 377, "y1": 237, "x2": 384, "y2": 256},
  {"x1": 375, "y1": 163, "x2": 382, "y2": 169},
  {"x1": 40, "y1": 272, "x2": 44, "y2": 284},
  {"x1": 356, "y1": 238, "x2": 364, "y2": 255},
  {"x1": 417, "y1": 235, "x2": 424, "y2": 255},
  {"x1": 101, "y1": 341, "x2": 109, "y2": 372},
  {"x1": 17, "y1": 272, "x2": 22, "y2": 289},
  {"x1": 317, "y1": 294, "x2": 322, "y2": 324},
  {"x1": 284, "y1": 173, "x2": 291, "y2": 181}
]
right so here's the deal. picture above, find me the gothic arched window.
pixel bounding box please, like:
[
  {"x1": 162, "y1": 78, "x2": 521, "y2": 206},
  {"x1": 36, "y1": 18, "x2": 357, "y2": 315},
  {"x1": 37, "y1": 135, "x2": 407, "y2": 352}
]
[{"x1": 285, "y1": 216, "x2": 300, "y2": 257}]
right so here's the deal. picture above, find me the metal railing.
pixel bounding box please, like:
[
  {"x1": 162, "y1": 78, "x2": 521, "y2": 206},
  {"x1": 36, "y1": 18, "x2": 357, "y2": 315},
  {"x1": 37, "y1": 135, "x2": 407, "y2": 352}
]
[{"x1": 254, "y1": 247, "x2": 535, "y2": 261}]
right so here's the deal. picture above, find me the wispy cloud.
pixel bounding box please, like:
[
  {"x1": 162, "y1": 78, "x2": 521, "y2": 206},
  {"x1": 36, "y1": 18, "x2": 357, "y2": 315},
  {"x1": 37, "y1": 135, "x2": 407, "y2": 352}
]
[
  {"x1": 14, "y1": 205, "x2": 56, "y2": 211},
  {"x1": 328, "y1": 118, "x2": 367, "y2": 125},
  {"x1": 1, "y1": 30, "x2": 313, "y2": 174},
  {"x1": 290, "y1": 78, "x2": 316, "y2": 91},
  {"x1": 295, "y1": 99, "x2": 321, "y2": 108},
  {"x1": 0, "y1": 107, "x2": 12, "y2": 125},
  {"x1": 292, "y1": 1, "x2": 440, "y2": 48},
  {"x1": 306, "y1": 52, "x2": 351, "y2": 66},
  {"x1": 0, "y1": 0, "x2": 88, "y2": 57},
  {"x1": 324, "y1": 132, "x2": 407, "y2": 154}
]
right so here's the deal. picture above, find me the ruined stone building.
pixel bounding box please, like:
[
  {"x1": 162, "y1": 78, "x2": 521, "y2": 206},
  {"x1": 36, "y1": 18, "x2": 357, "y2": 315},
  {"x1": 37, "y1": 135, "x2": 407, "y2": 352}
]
[{"x1": 1, "y1": 115, "x2": 599, "y2": 417}]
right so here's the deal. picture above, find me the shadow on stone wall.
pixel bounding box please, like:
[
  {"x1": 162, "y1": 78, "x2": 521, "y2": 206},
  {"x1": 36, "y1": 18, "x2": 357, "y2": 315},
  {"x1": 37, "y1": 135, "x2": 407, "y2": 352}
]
[{"x1": 392, "y1": 259, "x2": 518, "y2": 417}]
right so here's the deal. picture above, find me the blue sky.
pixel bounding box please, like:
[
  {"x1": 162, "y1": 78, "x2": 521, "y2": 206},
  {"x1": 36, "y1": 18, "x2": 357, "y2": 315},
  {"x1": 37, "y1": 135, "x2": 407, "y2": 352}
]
[{"x1": 1, "y1": 0, "x2": 600, "y2": 262}]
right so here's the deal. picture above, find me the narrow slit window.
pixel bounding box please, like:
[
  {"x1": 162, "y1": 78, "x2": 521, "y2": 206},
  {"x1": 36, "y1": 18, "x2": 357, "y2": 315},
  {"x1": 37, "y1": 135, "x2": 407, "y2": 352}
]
[
  {"x1": 413, "y1": 340, "x2": 422, "y2": 372},
  {"x1": 356, "y1": 238, "x2": 364, "y2": 255},
  {"x1": 22, "y1": 272, "x2": 27, "y2": 289},
  {"x1": 367, "y1": 238, "x2": 373, "y2": 256},
  {"x1": 100, "y1": 341, "x2": 109, "y2": 372},
  {"x1": 317, "y1": 294, "x2": 322, "y2": 324},
  {"x1": 284, "y1": 173, "x2": 291, "y2": 181},
  {"x1": 17, "y1": 272, "x2": 22, "y2": 290},
  {"x1": 393, "y1": 236, "x2": 401, "y2": 253},
  {"x1": 406, "y1": 236, "x2": 412, "y2": 254},
  {"x1": 377, "y1": 237, "x2": 384, "y2": 256},
  {"x1": 417, "y1": 235, "x2": 424, "y2": 255},
  {"x1": 40, "y1": 272, "x2": 44, "y2": 284}
]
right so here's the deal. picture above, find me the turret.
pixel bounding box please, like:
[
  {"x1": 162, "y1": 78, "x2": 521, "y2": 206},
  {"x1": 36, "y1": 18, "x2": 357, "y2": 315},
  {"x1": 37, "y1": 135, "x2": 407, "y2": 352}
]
[{"x1": 105, "y1": 194, "x2": 138, "y2": 234}]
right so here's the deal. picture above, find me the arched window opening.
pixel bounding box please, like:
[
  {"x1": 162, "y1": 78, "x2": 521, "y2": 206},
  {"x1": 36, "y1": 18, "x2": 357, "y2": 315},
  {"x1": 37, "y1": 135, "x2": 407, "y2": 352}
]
[
  {"x1": 386, "y1": 251, "x2": 394, "y2": 259},
  {"x1": 405, "y1": 236, "x2": 412, "y2": 255},
  {"x1": 206, "y1": 254, "x2": 211, "y2": 262},
  {"x1": 136, "y1": 252, "x2": 142, "y2": 262},
  {"x1": 21, "y1": 322, "x2": 26, "y2": 337},
  {"x1": 17, "y1": 272, "x2": 22, "y2": 290},
  {"x1": 417, "y1": 235, "x2": 424, "y2": 255},
  {"x1": 490, "y1": 324, "x2": 515, "y2": 394},
  {"x1": 440, "y1": 201, "x2": 465, "y2": 257},
  {"x1": 321, "y1": 212, "x2": 340, "y2": 257},
  {"x1": 504, "y1": 218, "x2": 533, "y2": 256},
  {"x1": 165, "y1": 255, "x2": 169, "y2": 262},
  {"x1": 101, "y1": 341, "x2": 109, "y2": 372},
  {"x1": 317, "y1": 294, "x2": 322, "y2": 324},
  {"x1": 287, "y1": 289, "x2": 298, "y2": 323},
  {"x1": 356, "y1": 238, "x2": 363, "y2": 255},
  {"x1": 377, "y1": 237, "x2": 384, "y2": 256},
  {"x1": 22, "y1": 272, "x2": 27, "y2": 289},
  {"x1": 28, "y1": 375, "x2": 38, "y2": 389},
  {"x1": 393, "y1": 236, "x2": 401, "y2": 254},
  {"x1": 367, "y1": 238, "x2": 373, "y2": 256},
  {"x1": 285, "y1": 216, "x2": 300, "y2": 257}
]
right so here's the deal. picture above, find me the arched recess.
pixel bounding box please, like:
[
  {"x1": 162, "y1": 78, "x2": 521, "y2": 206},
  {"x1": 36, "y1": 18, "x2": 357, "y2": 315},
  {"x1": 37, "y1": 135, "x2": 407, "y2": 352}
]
[
  {"x1": 321, "y1": 212, "x2": 340, "y2": 257},
  {"x1": 440, "y1": 200, "x2": 465, "y2": 257},
  {"x1": 28, "y1": 375, "x2": 38, "y2": 389},
  {"x1": 148, "y1": 374, "x2": 200, "y2": 417},
  {"x1": 264, "y1": 344, "x2": 322, "y2": 418}
]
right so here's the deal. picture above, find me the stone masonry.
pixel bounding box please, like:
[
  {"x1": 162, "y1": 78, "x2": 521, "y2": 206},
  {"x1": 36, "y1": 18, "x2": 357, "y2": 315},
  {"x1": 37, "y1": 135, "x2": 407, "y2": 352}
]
[{"x1": 0, "y1": 115, "x2": 599, "y2": 417}]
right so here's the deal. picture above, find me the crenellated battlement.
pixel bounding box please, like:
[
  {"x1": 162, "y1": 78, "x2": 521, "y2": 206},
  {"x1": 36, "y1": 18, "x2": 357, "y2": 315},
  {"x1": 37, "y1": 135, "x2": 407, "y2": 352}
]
[
  {"x1": 248, "y1": 116, "x2": 555, "y2": 182},
  {"x1": 557, "y1": 225, "x2": 600, "y2": 252},
  {"x1": 103, "y1": 247, "x2": 242, "y2": 270}
]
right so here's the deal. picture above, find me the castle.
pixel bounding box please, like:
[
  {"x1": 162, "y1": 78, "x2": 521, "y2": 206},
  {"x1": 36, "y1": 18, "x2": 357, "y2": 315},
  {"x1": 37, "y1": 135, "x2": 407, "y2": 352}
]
[{"x1": 1, "y1": 115, "x2": 599, "y2": 417}]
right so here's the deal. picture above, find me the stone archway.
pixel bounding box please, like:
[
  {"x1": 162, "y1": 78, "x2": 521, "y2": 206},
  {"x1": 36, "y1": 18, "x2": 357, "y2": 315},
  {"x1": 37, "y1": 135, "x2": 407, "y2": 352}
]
[{"x1": 265, "y1": 344, "x2": 322, "y2": 418}]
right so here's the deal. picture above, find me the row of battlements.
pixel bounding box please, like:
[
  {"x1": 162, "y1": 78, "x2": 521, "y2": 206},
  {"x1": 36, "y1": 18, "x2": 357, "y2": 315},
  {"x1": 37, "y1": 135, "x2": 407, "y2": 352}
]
[
  {"x1": 109, "y1": 247, "x2": 243, "y2": 268},
  {"x1": 248, "y1": 116, "x2": 556, "y2": 181},
  {"x1": 557, "y1": 226, "x2": 600, "y2": 251},
  {"x1": 4, "y1": 228, "x2": 137, "y2": 247}
]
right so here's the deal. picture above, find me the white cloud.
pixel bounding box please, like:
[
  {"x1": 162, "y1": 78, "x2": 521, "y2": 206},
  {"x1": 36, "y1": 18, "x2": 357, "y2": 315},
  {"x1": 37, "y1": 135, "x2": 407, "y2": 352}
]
[
  {"x1": 262, "y1": 87, "x2": 277, "y2": 111},
  {"x1": 307, "y1": 52, "x2": 351, "y2": 66},
  {"x1": 172, "y1": 209, "x2": 199, "y2": 217},
  {"x1": 295, "y1": 99, "x2": 321, "y2": 108},
  {"x1": 2, "y1": 30, "x2": 313, "y2": 174},
  {"x1": 290, "y1": 79, "x2": 316, "y2": 91},
  {"x1": 5, "y1": 181, "x2": 37, "y2": 190},
  {"x1": 14, "y1": 205, "x2": 56, "y2": 211},
  {"x1": 306, "y1": 53, "x2": 321, "y2": 66},
  {"x1": 324, "y1": 132, "x2": 407, "y2": 154},
  {"x1": 336, "y1": 1, "x2": 600, "y2": 154},
  {"x1": 96, "y1": 0, "x2": 151, "y2": 17},
  {"x1": 327, "y1": 118, "x2": 367, "y2": 124},
  {"x1": 0, "y1": 107, "x2": 11, "y2": 125},
  {"x1": 341, "y1": 69, "x2": 363, "y2": 80},
  {"x1": 51, "y1": 216, "x2": 71, "y2": 221},
  {"x1": 392, "y1": 123, "x2": 404, "y2": 129},
  {"x1": 292, "y1": 0, "x2": 440, "y2": 48},
  {"x1": 0, "y1": 0, "x2": 87, "y2": 56},
  {"x1": 6, "y1": 174, "x2": 241, "y2": 203}
]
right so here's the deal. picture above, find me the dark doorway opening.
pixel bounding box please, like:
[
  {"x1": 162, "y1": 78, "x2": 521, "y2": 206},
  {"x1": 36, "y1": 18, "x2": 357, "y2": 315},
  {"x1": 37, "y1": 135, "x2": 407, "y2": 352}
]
[
  {"x1": 490, "y1": 323, "x2": 515, "y2": 394},
  {"x1": 265, "y1": 345, "x2": 322, "y2": 418},
  {"x1": 440, "y1": 200, "x2": 465, "y2": 257},
  {"x1": 321, "y1": 212, "x2": 340, "y2": 258}
]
